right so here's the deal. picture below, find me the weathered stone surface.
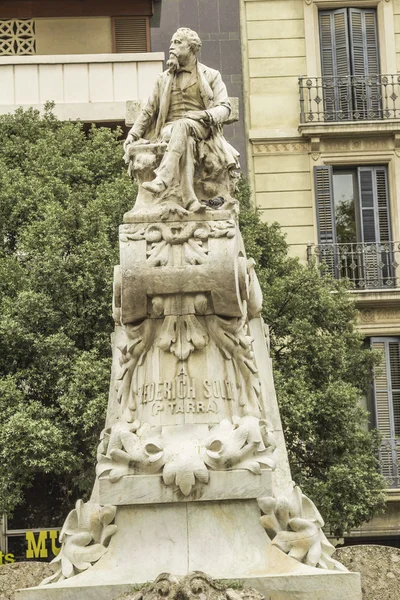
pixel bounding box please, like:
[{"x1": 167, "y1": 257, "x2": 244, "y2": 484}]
[
  {"x1": 99, "y1": 469, "x2": 273, "y2": 506},
  {"x1": 335, "y1": 545, "x2": 400, "y2": 600},
  {"x1": 0, "y1": 562, "x2": 53, "y2": 600}
]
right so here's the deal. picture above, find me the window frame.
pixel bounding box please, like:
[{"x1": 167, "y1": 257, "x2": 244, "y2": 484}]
[
  {"x1": 303, "y1": 0, "x2": 396, "y2": 80},
  {"x1": 314, "y1": 163, "x2": 392, "y2": 246}
]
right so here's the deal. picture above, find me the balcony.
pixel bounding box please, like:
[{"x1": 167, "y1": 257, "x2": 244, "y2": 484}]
[
  {"x1": 0, "y1": 52, "x2": 164, "y2": 122},
  {"x1": 299, "y1": 74, "x2": 400, "y2": 125},
  {"x1": 379, "y1": 438, "x2": 400, "y2": 489},
  {"x1": 307, "y1": 242, "x2": 400, "y2": 290}
]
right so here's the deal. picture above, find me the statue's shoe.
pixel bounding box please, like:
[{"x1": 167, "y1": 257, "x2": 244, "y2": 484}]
[
  {"x1": 187, "y1": 199, "x2": 206, "y2": 212},
  {"x1": 142, "y1": 179, "x2": 166, "y2": 194}
]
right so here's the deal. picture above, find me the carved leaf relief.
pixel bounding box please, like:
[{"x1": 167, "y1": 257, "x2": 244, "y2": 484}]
[
  {"x1": 97, "y1": 416, "x2": 277, "y2": 496},
  {"x1": 41, "y1": 500, "x2": 117, "y2": 585},
  {"x1": 258, "y1": 486, "x2": 347, "y2": 571}
]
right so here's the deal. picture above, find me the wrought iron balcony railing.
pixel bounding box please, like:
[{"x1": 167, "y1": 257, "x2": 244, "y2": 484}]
[
  {"x1": 307, "y1": 241, "x2": 400, "y2": 289},
  {"x1": 379, "y1": 437, "x2": 400, "y2": 489},
  {"x1": 299, "y1": 74, "x2": 400, "y2": 123}
]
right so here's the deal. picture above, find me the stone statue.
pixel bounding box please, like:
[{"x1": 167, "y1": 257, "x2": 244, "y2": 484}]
[
  {"x1": 123, "y1": 28, "x2": 239, "y2": 217},
  {"x1": 19, "y1": 28, "x2": 362, "y2": 600}
]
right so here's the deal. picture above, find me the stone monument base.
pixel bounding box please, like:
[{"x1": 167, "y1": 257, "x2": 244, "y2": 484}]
[{"x1": 17, "y1": 494, "x2": 361, "y2": 600}]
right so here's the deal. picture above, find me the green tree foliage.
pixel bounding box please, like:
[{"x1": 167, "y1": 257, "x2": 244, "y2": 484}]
[
  {"x1": 0, "y1": 106, "x2": 133, "y2": 524},
  {"x1": 0, "y1": 109, "x2": 385, "y2": 535}
]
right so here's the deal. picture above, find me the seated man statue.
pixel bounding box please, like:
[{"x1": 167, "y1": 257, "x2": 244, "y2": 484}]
[{"x1": 124, "y1": 27, "x2": 239, "y2": 213}]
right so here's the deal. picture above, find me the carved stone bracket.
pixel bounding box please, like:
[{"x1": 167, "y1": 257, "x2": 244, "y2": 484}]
[
  {"x1": 257, "y1": 486, "x2": 347, "y2": 572},
  {"x1": 41, "y1": 500, "x2": 117, "y2": 585},
  {"x1": 96, "y1": 416, "x2": 278, "y2": 496},
  {"x1": 394, "y1": 133, "x2": 400, "y2": 157},
  {"x1": 310, "y1": 136, "x2": 320, "y2": 161}
]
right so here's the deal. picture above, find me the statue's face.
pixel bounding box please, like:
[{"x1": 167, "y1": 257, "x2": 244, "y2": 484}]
[{"x1": 169, "y1": 33, "x2": 192, "y2": 66}]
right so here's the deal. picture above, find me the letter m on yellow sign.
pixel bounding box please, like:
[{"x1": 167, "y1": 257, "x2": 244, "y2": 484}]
[{"x1": 26, "y1": 531, "x2": 48, "y2": 559}]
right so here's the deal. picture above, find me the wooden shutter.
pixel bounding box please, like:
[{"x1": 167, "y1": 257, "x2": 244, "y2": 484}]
[
  {"x1": 349, "y1": 9, "x2": 379, "y2": 76},
  {"x1": 112, "y1": 16, "x2": 149, "y2": 53},
  {"x1": 389, "y1": 342, "x2": 400, "y2": 437},
  {"x1": 358, "y1": 166, "x2": 391, "y2": 286},
  {"x1": 358, "y1": 166, "x2": 391, "y2": 244},
  {"x1": 349, "y1": 8, "x2": 380, "y2": 118},
  {"x1": 371, "y1": 338, "x2": 400, "y2": 487},
  {"x1": 375, "y1": 167, "x2": 391, "y2": 243},
  {"x1": 315, "y1": 166, "x2": 335, "y2": 243},
  {"x1": 358, "y1": 167, "x2": 377, "y2": 243},
  {"x1": 372, "y1": 339, "x2": 393, "y2": 439},
  {"x1": 314, "y1": 166, "x2": 336, "y2": 276},
  {"x1": 319, "y1": 9, "x2": 352, "y2": 119}
]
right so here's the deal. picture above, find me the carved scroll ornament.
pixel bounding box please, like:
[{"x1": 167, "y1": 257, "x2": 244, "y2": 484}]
[{"x1": 119, "y1": 572, "x2": 264, "y2": 600}]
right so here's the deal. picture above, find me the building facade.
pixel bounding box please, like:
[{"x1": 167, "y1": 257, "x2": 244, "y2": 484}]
[{"x1": 241, "y1": 0, "x2": 400, "y2": 543}]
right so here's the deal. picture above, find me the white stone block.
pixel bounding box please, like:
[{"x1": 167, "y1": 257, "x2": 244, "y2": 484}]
[
  {"x1": 38, "y1": 65, "x2": 64, "y2": 104},
  {"x1": 89, "y1": 63, "x2": 114, "y2": 102},
  {"x1": 63, "y1": 64, "x2": 89, "y2": 103},
  {"x1": 0, "y1": 65, "x2": 14, "y2": 104},
  {"x1": 99, "y1": 470, "x2": 273, "y2": 505},
  {"x1": 114, "y1": 62, "x2": 139, "y2": 102},
  {"x1": 15, "y1": 65, "x2": 39, "y2": 105}
]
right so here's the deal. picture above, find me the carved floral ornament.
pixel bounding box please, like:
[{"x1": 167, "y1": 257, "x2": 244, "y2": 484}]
[
  {"x1": 41, "y1": 500, "x2": 117, "y2": 585},
  {"x1": 258, "y1": 486, "x2": 346, "y2": 571},
  {"x1": 359, "y1": 308, "x2": 400, "y2": 323},
  {"x1": 96, "y1": 416, "x2": 278, "y2": 496},
  {"x1": 252, "y1": 142, "x2": 309, "y2": 155},
  {"x1": 120, "y1": 220, "x2": 236, "y2": 267}
]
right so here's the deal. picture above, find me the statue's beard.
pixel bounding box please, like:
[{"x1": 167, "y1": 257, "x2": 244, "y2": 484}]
[{"x1": 167, "y1": 53, "x2": 179, "y2": 73}]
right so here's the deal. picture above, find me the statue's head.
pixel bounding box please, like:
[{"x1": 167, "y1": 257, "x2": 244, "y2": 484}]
[{"x1": 168, "y1": 28, "x2": 202, "y2": 72}]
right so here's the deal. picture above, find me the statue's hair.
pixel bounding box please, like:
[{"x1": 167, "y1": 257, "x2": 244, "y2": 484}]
[{"x1": 174, "y1": 28, "x2": 202, "y2": 53}]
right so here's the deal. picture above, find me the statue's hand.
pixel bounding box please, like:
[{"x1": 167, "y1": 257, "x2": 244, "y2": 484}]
[
  {"x1": 124, "y1": 132, "x2": 139, "y2": 152},
  {"x1": 185, "y1": 110, "x2": 208, "y2": 122}
]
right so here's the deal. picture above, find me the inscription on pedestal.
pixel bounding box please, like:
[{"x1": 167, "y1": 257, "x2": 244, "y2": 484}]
[{"x1": 137, "y1": 378, "x2": 237, "y2": 416}]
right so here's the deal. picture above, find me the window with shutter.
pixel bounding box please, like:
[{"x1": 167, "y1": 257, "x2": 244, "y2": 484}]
[
  {"x1": 319, "y1": 8, "x2": 380, "y2": 119},
  {"x1": 371, "y1": 337, "x2": 400, "y2": 487},
  {"x1": 314, "y1": 165, "x2": 393, "y2": 287},
  {"x1": 315, "y1": 166, "x2": 391, "y2": 244},
  {"x1": 112, "y1": 16, "x2": 149, "y2": 53}
]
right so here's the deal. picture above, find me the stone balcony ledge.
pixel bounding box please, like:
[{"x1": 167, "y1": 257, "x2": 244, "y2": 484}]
[
  {"x1": 298, "y1": 120, "x2": 400, "y2": 138},
  {"x1": 0, "y1": 52, "x2": 164, "y2": 65},
  {"x1": 352, "y1": 288, "x2": 400, "y2": 309},
  {"x1": 0, "y1": 52, "x2": 165, "y2": 122}
]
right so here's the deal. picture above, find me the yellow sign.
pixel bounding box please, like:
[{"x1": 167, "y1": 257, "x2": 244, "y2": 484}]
[
  {"x1": 25, "y1": 530, "x2": 61, "y2": 559},
  {"x1": 0, "y1": 552, "x2": 14, "y2": 564}
]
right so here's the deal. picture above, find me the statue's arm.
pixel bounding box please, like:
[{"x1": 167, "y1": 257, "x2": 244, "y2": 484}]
[
  {"x1": 127, "y1": 76, "x2": 162, "y2": 140},
  {"x1": 206, "y1": 72, "x2": 231, "y2": 126}
]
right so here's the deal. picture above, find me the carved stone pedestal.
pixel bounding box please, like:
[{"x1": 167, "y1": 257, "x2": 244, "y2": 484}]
[
  {"x1": 18, "y1": 500, "x2": 361, "y2": 600},
  {"x1": 17, "y1": 206, "x2": 362, "y2": 600}
]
